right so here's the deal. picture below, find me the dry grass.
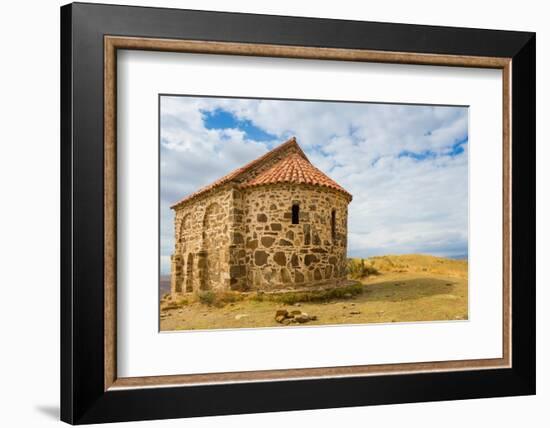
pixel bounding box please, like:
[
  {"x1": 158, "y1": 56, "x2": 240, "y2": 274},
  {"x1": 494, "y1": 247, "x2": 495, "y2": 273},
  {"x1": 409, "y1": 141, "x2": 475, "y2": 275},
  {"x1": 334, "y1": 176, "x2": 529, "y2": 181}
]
[
  {"x1": 347, "y1": 258, "x2": 380, "y2": 279},
  {"x1": 160, "y1": 254, "x2": 468, "y2": 331},
  {"x1": 251, "y1": 283, "x2": 364, "y2": 305},
  {"x1": 361, "y1": 254, "x2": 468, "y2": 277}
]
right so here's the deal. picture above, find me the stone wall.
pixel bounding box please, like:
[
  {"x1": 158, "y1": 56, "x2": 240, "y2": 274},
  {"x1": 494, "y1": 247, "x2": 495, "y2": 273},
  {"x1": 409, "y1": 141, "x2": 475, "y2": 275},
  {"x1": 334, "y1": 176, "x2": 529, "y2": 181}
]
[
  {"x1": 171, "y1": 186, "x2": 234, "y2": 294},
  {"x1": 241, "y1": 184, "x2": 349, "y2": 290},
  {"x1": 171, "y1": 181, "x2": 350, "y2": 295}
]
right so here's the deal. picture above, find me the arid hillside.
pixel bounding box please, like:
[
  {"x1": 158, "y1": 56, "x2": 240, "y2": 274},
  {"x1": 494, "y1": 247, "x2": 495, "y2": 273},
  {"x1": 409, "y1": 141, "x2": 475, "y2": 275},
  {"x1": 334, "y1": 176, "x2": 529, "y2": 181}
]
[{"x1": 348, "y1": 254, "x2": 467, "y2": 278}]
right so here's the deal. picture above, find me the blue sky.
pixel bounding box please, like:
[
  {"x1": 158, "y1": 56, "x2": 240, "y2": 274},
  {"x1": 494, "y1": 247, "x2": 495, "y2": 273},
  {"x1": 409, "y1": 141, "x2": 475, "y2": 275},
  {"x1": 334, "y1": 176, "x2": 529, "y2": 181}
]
[
  {"x1": 203, "y1": 109, "x2": 277, "y2": 142},
  {"x1": 160, "y1": 96, "x2": 468, "y2": 275}
]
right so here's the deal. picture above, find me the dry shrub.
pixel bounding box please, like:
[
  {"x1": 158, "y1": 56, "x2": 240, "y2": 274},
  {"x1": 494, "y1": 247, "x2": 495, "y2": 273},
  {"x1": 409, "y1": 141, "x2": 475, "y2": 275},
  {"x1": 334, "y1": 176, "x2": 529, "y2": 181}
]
[
  {"x1": 347, "y1": 258, "x2": 380, "y2": 279},
  {"x1": 197, "y1": 290, "x2": 244, "y2": 307},
  {"x1": 264, "y1": 283, "x2": 364, "y2": 305}
]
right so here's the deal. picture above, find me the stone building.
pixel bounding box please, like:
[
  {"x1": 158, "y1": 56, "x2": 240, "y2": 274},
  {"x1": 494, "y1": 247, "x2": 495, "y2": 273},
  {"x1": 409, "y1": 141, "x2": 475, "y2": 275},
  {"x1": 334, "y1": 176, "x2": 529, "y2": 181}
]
[{"x1": 170, "y1": 137, "x2": 352, "y2": 295}]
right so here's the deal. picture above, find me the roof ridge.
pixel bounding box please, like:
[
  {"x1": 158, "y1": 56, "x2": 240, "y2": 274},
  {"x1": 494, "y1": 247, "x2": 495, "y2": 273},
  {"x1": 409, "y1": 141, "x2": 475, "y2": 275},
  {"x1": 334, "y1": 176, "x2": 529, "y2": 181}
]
[{"x1": 170, "y1": 137, "x2": 309, "y2": 208}]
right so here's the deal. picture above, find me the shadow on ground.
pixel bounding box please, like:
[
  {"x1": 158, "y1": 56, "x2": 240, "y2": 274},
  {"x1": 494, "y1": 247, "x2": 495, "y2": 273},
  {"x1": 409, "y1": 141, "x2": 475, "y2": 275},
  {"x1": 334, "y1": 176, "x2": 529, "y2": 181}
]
[{"x1": 361, "y1": 277, "x2": 458, "y2": 302}]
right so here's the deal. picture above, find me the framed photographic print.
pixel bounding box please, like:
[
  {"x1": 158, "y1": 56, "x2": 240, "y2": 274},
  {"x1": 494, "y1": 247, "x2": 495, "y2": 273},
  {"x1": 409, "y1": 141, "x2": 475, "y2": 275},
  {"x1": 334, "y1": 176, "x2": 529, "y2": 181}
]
[{"x1": 60, "y1": 2, "x2": 536, "y2": 424}]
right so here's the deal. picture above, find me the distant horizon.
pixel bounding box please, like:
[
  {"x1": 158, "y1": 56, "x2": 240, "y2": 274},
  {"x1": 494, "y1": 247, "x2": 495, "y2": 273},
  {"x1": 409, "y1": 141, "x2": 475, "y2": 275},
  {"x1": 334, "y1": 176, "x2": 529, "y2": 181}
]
[
  {"x1": 347, "y1": 251, "x2": 468, "y2": 260},
  {"x1": 160, "y1": 96, "x2": 468, "y2": 275}
]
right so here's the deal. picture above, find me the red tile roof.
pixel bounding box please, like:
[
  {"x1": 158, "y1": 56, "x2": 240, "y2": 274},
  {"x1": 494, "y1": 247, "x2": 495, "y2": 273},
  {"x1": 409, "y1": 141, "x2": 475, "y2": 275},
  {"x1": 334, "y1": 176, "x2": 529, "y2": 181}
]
[
  {"x1": 171, "y1": 137, "x2": 351, "y2": 209},
  {"x1": 242, "y1": 152, "x2": 351, "y2": 198}
]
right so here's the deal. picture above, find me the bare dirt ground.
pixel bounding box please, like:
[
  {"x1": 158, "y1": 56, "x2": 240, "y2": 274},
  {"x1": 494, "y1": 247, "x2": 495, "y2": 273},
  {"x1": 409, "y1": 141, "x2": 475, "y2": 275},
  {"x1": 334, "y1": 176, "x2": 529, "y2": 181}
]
[{"x1": 160, "y1": 255, "x2": 468, "y2": 332}]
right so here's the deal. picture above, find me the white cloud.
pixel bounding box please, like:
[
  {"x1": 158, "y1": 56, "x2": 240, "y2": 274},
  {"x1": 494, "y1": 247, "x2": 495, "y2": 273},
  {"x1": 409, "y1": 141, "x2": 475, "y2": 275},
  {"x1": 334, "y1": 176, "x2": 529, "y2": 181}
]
[{"x1": 159, "y1": 96, "x2": 468, "y2": 274}]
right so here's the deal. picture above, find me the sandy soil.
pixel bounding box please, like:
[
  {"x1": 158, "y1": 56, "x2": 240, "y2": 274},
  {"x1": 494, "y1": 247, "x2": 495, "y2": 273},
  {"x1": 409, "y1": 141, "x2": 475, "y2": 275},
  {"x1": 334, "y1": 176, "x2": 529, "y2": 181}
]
[{"x1": 160, "y1": 255, "x2": 468, "y2": 331}]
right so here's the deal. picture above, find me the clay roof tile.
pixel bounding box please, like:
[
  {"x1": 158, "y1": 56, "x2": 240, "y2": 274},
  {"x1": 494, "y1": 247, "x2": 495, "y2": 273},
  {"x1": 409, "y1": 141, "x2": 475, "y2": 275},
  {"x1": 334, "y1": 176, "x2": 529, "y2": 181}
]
[
  {"x1": 171, "y1": 137, "x2": 351, "y2": 209},
  {"x1": 241, "y1": 152, "x2": 351, "y2": 199}
]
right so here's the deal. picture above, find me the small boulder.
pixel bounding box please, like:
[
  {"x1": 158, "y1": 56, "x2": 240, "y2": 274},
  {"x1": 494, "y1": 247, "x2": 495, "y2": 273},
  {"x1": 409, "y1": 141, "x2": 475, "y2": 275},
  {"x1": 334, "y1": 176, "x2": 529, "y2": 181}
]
[
  {"x1": 275, "y1": 309, "x2": 289, "y2": 318},
  {"x1": 275, "y1": 315, "x2": 287, "y2": 323},
  {"x1": 295, "y1": 313, "x2": 311, "y2": 323},
  {"x1": 275, "y1": 309, "x2": 317, "y2": 324}
]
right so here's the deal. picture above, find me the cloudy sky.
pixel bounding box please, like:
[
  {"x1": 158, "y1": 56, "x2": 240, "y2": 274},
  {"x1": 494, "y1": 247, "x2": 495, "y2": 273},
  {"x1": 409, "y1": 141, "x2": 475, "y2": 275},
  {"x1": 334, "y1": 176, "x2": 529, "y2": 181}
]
[{"x1": 160, "y1": 95, "x2": 468, "y2": 275}]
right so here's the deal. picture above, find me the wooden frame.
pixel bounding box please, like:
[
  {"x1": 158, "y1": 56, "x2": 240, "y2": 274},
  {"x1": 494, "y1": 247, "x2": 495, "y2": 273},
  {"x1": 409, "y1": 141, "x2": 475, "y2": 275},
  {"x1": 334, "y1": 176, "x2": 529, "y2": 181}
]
[
  {"x1": 62, "y1": 2, "x2": 535, "y2": 424},
  {"x1": 104, "y1": 35, "x2": 512, "y2": 390}
]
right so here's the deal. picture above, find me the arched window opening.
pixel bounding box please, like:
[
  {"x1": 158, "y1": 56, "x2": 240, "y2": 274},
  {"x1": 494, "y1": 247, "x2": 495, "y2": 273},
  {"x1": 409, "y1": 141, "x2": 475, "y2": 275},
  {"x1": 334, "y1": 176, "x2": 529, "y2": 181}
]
[
  {"x1": 292, "y1": 204, "x2": 300, "y2": 224},
  {"x1": 331, "y1": 209, "x2": 336, "y2": 241}
]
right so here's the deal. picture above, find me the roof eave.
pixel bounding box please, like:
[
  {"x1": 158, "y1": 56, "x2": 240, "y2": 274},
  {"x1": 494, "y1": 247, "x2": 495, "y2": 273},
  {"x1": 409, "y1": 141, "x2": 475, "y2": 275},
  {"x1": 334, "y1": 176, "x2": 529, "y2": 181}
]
[
  {"x1": 170, "y1": 182, "x2": 238, "y2": 210},
  {"x1": 241, "y1": 181, "x2": 353, "y2": 202}
]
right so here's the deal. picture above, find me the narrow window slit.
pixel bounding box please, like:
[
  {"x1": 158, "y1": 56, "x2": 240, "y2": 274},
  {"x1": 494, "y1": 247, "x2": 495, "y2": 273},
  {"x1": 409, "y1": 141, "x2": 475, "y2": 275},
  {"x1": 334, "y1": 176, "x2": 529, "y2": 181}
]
[
  {"x1": 331, "y1": 210, "x2": 336, "y2": 240},
  {"x1": 292, "y1": 204, "x2": 300, "y2": 224}
]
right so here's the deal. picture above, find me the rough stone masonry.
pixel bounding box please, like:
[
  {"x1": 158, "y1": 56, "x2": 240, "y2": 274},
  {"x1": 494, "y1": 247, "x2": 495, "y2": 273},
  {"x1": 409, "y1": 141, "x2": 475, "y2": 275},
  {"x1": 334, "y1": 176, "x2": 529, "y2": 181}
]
[{"x1": 169, "y1": 137, "x2": 352, "y2": 296}]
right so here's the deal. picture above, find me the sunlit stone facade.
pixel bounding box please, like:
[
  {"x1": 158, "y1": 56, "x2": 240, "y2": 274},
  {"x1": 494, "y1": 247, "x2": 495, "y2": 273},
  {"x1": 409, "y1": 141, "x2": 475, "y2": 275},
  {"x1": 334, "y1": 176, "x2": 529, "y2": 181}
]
[{"x1": 170, "y1": 138, "x2": 352, "y2": 296}]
